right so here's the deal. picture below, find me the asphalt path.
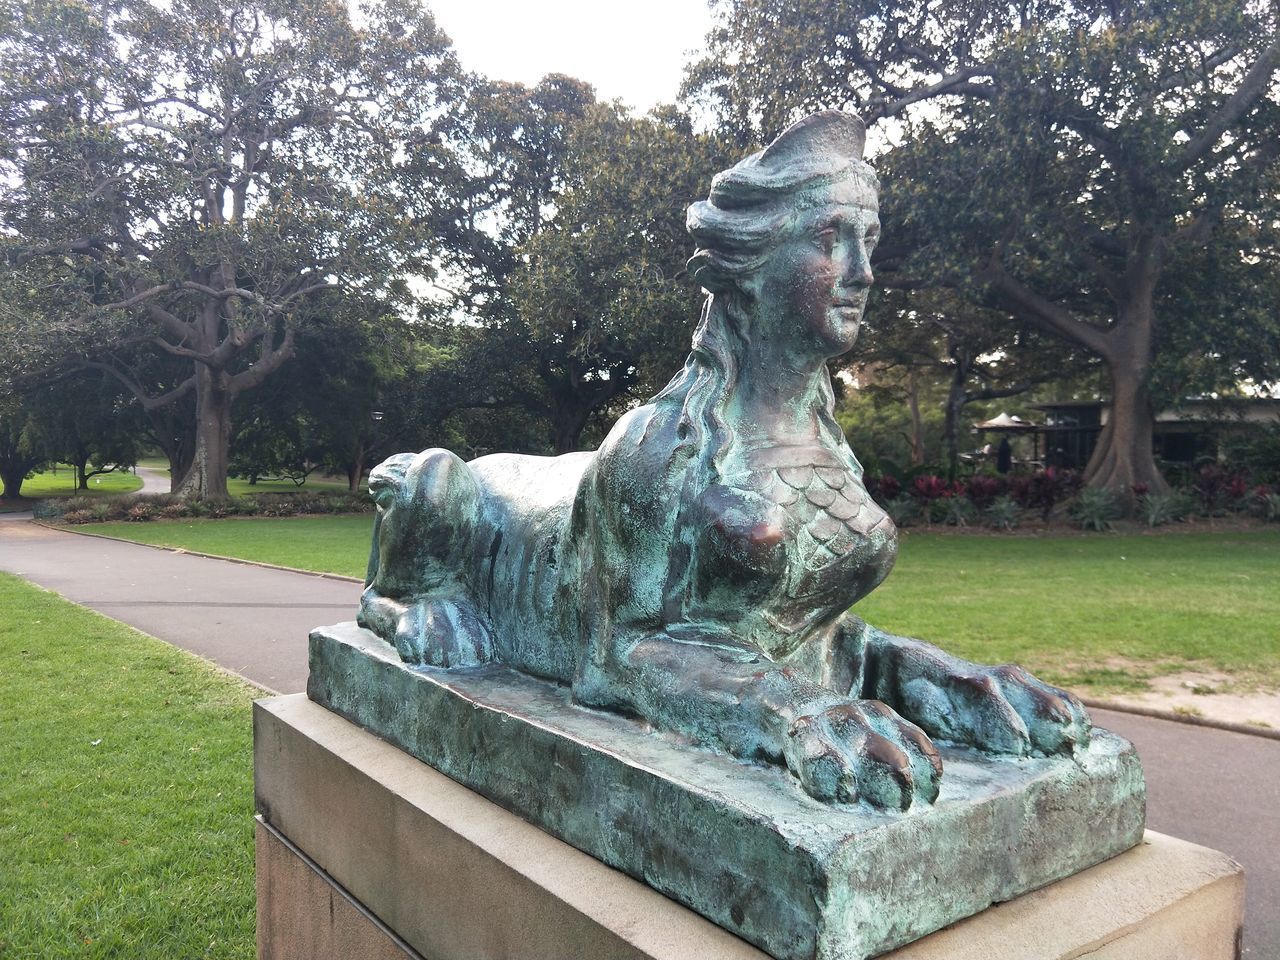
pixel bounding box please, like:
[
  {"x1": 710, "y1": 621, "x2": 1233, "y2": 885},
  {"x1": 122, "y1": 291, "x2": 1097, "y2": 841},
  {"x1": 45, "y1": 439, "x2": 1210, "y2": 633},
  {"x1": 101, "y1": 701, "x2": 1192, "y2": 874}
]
[
  {"x1": 134, "y1": 465, "x2": 171, "y2": 494},
  {"x1": 1, "y1": 519, "x2": 1275, "y2": 956}
]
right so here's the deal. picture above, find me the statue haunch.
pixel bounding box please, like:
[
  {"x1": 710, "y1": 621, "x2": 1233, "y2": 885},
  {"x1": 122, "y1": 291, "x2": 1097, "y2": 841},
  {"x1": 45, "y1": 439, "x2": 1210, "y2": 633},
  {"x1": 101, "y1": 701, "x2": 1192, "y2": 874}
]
[{"x1": 360, "y1": 111, "x2": 1090, "y2": 811}]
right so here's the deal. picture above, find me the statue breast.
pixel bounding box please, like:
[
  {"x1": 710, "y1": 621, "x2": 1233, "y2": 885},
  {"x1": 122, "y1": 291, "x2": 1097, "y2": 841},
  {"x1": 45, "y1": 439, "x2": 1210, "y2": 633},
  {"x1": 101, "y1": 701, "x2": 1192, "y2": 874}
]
[{"x1": 738, "y1": 443, "x2": 896, "y2": 646}]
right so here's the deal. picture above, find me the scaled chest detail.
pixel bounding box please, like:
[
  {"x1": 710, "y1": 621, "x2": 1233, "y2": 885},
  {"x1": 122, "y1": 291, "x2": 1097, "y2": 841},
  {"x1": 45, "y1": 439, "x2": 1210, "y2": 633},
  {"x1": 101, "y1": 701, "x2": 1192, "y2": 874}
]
[{"x1": 740, "y1": 444, "x2": 887, "y2": 627}]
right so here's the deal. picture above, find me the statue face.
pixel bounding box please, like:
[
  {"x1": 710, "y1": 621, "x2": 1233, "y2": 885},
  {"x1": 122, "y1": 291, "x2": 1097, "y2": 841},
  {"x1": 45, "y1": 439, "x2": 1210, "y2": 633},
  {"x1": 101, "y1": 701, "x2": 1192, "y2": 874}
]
[{"x1": 755, "y1": 175, "x2": 880, "y2": 358}]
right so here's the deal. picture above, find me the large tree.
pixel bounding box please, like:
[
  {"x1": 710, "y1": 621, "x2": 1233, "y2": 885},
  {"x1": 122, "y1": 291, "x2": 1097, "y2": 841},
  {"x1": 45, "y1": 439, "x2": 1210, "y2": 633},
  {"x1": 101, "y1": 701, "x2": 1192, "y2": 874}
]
[
  {"x1": 688, "y1": 0, "x2": 1280, "y2": 495},
  {"x1": 0, "y1": 0, "x2": 456, "y2": 497},
  {"x1": 422, "y1": 87, "x2": 733, "y2": 453}
]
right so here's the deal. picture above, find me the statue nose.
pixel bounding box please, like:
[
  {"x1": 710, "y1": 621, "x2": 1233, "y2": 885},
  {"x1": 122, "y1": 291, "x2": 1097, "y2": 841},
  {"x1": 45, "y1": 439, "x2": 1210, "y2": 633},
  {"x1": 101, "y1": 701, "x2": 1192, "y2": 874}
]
[{"x1": 844, "y1": 248, "x2": 874, "y2": 287}]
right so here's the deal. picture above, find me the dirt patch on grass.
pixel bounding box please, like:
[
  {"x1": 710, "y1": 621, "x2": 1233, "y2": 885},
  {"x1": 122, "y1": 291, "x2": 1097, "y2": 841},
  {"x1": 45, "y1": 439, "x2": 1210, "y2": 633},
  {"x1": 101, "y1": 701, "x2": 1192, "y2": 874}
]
[{"x1": 1104, "y1": 670, "x2": 1280, "y2": 730}]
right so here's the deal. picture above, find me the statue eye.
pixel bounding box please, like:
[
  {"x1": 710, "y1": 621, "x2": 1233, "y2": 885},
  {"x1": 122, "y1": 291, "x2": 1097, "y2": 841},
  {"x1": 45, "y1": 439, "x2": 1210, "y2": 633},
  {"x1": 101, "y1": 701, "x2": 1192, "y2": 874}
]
[{"x1": 815, "y1": 227, "x2": 838, "y2": 253}]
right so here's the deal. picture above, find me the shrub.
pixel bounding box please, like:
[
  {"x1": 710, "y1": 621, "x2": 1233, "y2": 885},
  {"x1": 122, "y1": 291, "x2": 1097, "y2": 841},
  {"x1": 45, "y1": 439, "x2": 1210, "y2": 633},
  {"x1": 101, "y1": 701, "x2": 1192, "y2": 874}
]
[
  {"x1": 126, "y1": 502, "x2": 157, "y2": 522},
  {"x1": 1190, "y1": 464, "x2": 1248, "y2": 515},
  {"x1": 964, "y1": 475, "x2": 1006, "y2": 510},
  {"x1": 909, "y1": 474, "x2": 951, "y2": 504},
  {"x1": 865, "y1": 474, "x2": 901, "y2": 507},
  {"x1": 1140, "y1": 491, "x2": 1193, "y2": 527},
  {"x1": 1258, "y1": 492, "x2": 1280, "y2": 522},
  {"x1": 1071, "y1": 488, "x2": 1122, "y2": 532},
  {"x1": 937, "y1": 496, "x2": 976, "y2": 526},
  {"x1": 885, "y1": 495, "x2": 921, "y2": 528},
  {"x1": 984, "y1": 495, "x2": 1021, "y2": 530},
  {"x1": 1011, "y1": 467, "x2": 1081, "y2": 521},
  {"x1": 39, "y1": 489, "x2": 373, "y2": 524}
]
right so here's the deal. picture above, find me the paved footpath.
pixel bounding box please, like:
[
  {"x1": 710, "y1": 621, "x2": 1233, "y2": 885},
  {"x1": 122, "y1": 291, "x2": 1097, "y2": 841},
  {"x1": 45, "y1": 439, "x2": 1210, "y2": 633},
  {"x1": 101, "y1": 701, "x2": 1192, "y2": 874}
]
[{"x1": 1, "y1": 518, "x2": 1276, "y2": 956}]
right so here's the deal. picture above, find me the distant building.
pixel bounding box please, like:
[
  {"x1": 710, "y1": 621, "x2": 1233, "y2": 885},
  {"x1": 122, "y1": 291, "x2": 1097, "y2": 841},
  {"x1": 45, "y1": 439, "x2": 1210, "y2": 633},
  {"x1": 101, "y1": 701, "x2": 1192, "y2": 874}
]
[{"x1": 1032, "y1": 399, "x2": 1280, "y2": 470}]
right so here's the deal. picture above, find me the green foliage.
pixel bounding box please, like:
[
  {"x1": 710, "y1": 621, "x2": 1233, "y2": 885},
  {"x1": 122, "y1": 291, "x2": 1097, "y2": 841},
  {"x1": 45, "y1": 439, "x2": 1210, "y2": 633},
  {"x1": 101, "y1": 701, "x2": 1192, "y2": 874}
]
[
  {"x1": 935, "y1": 495, "x2": 975, "y2": 527},
  {"x1": 1140, "y1": 491, "x2": 1194, "y2": 528},
  {"x1": 836, "y1": 379, "x2": 944, "y2": 469},
  {"x1": 1257, "y1": 492, "x2": 1280, "y2": 523},
  {"x1": 1223, "y1": 424, "x2": 1280, "y2": 485},
  {"x1": 884, "y1": 494, "x2": 921, "y2": 528},
  {"x1": 1070, "y1": 488, "x2": 1123, "y2": 532},
  {"x1": 0, "y1": 573, "x2": 256, "y2": 957},
  {"x1": 983, "y1": 495, "x2": 1021, "y2": 531},
  {"x1": 419, "y1": 85, "x2": 736, "y2": 453},
  {"x1": 35, "y1": 490, "x2": 371, "y2": 523},
  {"x1": 0, "y1": 0, "x2": 459, "y2": 496},
  {"x1": 0, "y1": 397, "x2": 51, "y2": 498},
  {"x1": 686, "y1": 0, "x2": 1280, "y2": 494}
]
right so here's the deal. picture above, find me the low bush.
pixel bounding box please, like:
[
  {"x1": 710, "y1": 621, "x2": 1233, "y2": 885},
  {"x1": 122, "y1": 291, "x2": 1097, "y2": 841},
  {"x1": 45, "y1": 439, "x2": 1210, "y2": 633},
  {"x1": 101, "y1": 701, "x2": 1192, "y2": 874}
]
[
  {"x1": 984, "y1": 495, "x2": 1021, "y2": 530},
  {"x1": 1011, "y1": 467, "x2": 1081, "y2": 521},
  {"x1": 885, "y1": 494, "x2": 921, "y2": 528},
  {"x1": 964, "y1": 475, "x2": 1007, "y2": 510},
  {"x1": 1257, "y1": 491, "x2": 1280, "y2": 522},
  {"x1": 1071, "y1": 487, "x2": 1122, "y2": 532},
  {"x1": 1140, "y1": 491, "x2": 1194, "y2": 527},
  {"x1": 36, "y1": 490, "x2": 373, "y2": 524},
  {"x1": 936, "y1": 496, "x2": 976, "y2": 527}
]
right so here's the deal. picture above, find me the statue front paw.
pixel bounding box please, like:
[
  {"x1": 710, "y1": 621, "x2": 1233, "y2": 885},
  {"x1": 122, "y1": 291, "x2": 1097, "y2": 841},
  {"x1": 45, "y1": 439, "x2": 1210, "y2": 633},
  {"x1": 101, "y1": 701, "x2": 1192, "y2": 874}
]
[
  {"x1": 904, "y1": 664, "x2": 1090, "y2": 757},
  {"x1": 783, "y1": 699, "x2": 942, "y2": 810}
]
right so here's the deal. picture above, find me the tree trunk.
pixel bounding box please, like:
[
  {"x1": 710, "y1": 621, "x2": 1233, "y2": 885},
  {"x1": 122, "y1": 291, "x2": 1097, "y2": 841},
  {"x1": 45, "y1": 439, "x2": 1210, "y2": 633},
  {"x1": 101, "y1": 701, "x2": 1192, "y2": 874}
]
[
  {"x1": 175, "y1": 367, "x2": 233, "y2": 499},
  {"x1": 906, "y1": 371, "x2": 926, "y2": 467},
  {"x1": 347, "y1": 440, "x2": 369, "y2": 493},
  {"x1": 0, "y1": 464, "x2": 28, "y2": 499},
  {"x1": 550, "y1": 402, "x2": 590, "y2": 456},
  {"x1": 943, "y1": 371, "x2": 969, "y2": 480},
  {"x1": 74, "y1": 455, "x2": 90, "y2": 491},
  {"x1": 1082, "y1": 357, "x2": 1169, "y2": 499}
]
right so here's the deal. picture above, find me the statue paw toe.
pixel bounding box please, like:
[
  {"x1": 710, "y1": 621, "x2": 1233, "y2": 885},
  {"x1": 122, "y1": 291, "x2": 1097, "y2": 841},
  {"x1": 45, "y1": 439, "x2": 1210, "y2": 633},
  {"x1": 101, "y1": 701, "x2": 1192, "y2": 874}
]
[
  {"x1": 785, "y1": 701, "x2": 941, "y2": 810},
  {"x1": 933, "y1": 666, "x2": 1091, "y2": 756},
  {"x1": 393, "y1": 598, "x2": 494, "y2": 669},
  {"x1": 984, "y1": 665, "x2": 1091, "y2": 755}
]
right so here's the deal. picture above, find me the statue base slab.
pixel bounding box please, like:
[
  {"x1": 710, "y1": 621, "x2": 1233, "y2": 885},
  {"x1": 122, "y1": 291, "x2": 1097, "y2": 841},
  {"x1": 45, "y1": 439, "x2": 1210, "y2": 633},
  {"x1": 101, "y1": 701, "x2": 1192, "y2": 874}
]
[
  {"x1": 303, "y1": 622, "x2": 1146, "y2": 960},
  {"x1": 255, "y1": 693, "x2": 1243, "y2": 960}
]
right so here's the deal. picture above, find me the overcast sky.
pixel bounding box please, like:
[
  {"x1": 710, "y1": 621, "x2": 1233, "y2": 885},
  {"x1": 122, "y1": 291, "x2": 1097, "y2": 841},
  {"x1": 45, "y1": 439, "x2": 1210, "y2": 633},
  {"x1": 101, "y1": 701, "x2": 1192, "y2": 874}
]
[{"x1": 426, "y1": 0, "x2": 715, "y2": 112}]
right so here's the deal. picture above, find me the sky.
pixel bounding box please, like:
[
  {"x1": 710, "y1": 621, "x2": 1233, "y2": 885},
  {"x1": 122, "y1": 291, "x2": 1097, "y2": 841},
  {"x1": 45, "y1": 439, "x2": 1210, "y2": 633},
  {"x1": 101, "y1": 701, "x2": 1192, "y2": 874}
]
[{"x1": 426, "y1": 0, "x2": 715, "y2": 113}]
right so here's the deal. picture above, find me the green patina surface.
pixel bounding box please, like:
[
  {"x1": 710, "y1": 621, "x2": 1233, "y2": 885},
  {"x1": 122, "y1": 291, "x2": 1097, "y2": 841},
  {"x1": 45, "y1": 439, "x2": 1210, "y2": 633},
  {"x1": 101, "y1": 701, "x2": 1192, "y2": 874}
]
[
  {"x1": 308, "y1": 622, "x2": 1145, "y2": 960},
  {"x1": 304, "y1": 112, "x2": 1147, "y2": 958}
]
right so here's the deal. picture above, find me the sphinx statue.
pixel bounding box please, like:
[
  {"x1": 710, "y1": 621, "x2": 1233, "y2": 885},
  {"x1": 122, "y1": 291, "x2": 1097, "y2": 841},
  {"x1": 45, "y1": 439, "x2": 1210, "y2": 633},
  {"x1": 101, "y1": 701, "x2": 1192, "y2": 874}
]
[{"x1": 357, "y1": 110, "x2": 1090, "y2": 811}]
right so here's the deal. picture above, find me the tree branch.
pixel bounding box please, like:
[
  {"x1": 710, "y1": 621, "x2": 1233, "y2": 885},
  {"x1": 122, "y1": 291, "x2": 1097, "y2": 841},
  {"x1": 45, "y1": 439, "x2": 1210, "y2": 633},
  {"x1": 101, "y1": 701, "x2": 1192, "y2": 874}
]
[
  {"x1": 866, "y1": 66, "x2": 995, "y2": 122},
  {"x1": 1176, "y1": 37, "x2": 1280, "y2": 170},
  {"x1": 978, "y1": 255, "x2": 1112, "y2": 358}
]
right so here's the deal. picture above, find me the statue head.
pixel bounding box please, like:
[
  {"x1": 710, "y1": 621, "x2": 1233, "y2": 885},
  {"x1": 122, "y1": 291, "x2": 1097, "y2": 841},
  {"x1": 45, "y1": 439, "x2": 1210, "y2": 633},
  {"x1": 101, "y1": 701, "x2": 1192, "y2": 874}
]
[
  {"x1": 687, "y1": 111, "x2": 879, "y2": 359},
  {"x1": 658, "y1": 111, "x2": 879, "y2": 466}
]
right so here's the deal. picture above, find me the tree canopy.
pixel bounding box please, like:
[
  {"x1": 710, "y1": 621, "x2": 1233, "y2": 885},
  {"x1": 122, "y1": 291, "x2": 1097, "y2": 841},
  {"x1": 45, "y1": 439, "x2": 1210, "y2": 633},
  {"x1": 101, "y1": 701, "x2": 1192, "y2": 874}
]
[
  {"x1": 687, "y1": 0, "x2": 1280, "y2": 495},
  {"x1": 420, "y1": 85, "x2": 732, "y2": 453},
  {"x1": 0, "y1": 0, "x2": 457, "y2": 496}
]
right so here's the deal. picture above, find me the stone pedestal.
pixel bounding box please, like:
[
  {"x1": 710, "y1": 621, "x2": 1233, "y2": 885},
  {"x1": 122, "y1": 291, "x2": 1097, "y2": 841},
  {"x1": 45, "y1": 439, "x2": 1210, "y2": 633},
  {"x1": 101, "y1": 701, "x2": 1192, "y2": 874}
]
[
  {"x1": 255, "y1": 694, "x2": 1245, "y2": 960},
  {"x1": 305, "y1": 622, "x2": 1145, "y2": 959}
]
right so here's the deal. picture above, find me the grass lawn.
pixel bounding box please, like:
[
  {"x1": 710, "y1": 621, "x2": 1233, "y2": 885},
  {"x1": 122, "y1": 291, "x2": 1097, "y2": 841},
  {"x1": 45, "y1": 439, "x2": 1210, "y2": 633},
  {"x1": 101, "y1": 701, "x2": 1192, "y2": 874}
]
[
  {"x1": 128, "y1": 459, "x2": 357, "y2": 496},
  {"x1": 0, "y1": 572, "x2": 257, "y2": 958},
  {"x1": 858, "y1": 530, "x2": 1280, "y2": 694},
  {"x1": 1, "y1": 465, "x2": 143, "y2": 504},
  {"x1": 82, "y1": 517, "x2": 1280, "y2": 696},
  {"x1": 90, "y1": 515, "x2": 374, "y2": 578}
]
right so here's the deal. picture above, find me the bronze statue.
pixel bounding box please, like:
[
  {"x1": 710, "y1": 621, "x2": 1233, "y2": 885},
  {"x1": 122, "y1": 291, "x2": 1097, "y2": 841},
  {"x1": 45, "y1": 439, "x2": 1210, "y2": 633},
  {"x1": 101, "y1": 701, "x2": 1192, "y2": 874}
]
[{"x1": 359, "y1": 111, "x2": 1090, "y2": 811}]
